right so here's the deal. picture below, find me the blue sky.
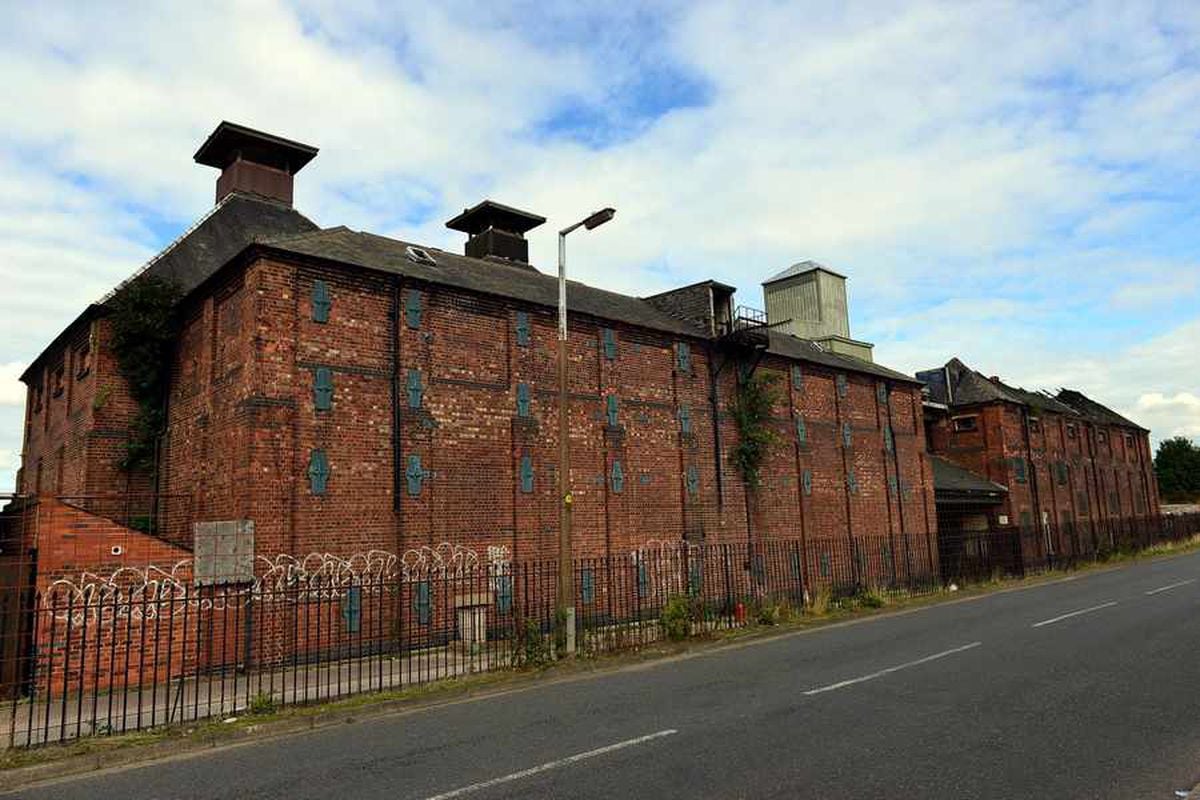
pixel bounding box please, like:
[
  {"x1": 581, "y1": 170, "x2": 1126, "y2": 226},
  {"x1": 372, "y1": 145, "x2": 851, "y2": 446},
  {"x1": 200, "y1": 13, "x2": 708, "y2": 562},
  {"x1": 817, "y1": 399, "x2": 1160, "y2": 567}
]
[{"x1": 1, "y1": 0, "x2": 1199, "y2": 491}]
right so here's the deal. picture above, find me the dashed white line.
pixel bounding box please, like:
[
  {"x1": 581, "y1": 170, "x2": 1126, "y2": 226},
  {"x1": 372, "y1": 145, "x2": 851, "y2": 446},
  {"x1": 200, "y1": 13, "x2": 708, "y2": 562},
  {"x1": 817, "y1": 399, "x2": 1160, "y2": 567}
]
[
  {"x1": 1145, "y1": 579, "x2": 1196, "y2": 596},
  {"x1": 421, "y1": 729, "x2": 679, "y2": 800},
  {"x1": 802, "y1": 642, "x2": 983, "y2": 696},
  {"x1": 1031, "y1": 601, "x2": 1117, "y2": 628}
]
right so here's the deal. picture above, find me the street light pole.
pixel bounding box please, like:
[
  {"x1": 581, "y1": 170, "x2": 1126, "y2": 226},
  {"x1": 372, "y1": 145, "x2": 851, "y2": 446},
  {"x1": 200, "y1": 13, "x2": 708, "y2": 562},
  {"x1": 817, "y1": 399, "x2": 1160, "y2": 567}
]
[{"x1": 557, "y1": 207, "x2": 615, "y2": 657}]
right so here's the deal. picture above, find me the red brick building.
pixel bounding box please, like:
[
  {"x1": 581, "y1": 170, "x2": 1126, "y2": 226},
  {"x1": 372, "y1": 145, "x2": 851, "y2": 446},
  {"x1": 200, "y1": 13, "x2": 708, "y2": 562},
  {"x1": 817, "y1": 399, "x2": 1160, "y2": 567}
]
[
  {"x1": 919, "y1": 358, "x2": 1159, "y2": 558},
  {"x1": 8, "y1": 122, "x2": 939, "y2": 603}
]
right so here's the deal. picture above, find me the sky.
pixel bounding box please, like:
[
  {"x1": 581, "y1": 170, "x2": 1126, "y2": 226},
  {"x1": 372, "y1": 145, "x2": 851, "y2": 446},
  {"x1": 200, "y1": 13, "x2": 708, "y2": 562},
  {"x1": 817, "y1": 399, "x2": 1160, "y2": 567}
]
[{"x1": 1, "y1": 0, "x2": 1199, "y2": 491}]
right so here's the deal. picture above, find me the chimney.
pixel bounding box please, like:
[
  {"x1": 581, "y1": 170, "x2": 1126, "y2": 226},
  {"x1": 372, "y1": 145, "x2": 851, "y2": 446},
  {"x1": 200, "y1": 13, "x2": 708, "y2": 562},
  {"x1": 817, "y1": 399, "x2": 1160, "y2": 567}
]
[
  {"x1": 194, "y1": 121, "x2": 318, "y2": 206},
  {"x1": 446, "y1": 200, "x2": 546, "y2": 265}
]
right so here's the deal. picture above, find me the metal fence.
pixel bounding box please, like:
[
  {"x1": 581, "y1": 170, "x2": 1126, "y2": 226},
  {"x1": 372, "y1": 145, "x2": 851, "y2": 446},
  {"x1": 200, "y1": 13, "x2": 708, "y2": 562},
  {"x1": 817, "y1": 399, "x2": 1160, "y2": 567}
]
[{"x1": 1, "y1": 515, "x2": 1198, "y2": 750}]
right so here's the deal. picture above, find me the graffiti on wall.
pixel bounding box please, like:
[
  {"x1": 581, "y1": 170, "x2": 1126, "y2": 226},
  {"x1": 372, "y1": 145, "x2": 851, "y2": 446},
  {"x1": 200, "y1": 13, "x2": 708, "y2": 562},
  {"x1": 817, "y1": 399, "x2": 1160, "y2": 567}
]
[{"x1": 44, "y1": 542, "x2": 513, "y2": 627}]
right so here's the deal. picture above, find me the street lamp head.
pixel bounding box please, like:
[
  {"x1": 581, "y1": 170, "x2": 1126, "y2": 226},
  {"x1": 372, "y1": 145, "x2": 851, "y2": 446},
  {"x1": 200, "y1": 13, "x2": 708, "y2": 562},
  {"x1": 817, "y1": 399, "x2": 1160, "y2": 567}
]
[{"x1": 583, "y1": 207, "x2": 616, "y2": 230}]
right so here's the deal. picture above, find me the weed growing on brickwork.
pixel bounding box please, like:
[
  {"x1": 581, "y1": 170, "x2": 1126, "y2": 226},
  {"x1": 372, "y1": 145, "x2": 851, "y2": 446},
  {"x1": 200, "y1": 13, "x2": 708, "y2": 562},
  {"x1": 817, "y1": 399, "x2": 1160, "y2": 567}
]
[
  {"x1": 106, "y1": 275, "x2": 181, "y2": 471},
  {"x1": 730, "y1": 372, "x2": 782, "y2": 488}
]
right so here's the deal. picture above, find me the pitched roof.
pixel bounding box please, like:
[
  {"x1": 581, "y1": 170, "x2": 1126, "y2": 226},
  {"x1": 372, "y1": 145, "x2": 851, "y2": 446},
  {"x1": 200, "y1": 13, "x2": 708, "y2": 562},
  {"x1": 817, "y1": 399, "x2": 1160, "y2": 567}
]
[
  {"x1": 919, "y1": 358, "x2": 1077, "y2": 415},
  {"x1": 930, "y1": 455, "x2": 1008, "y2": 500},
  {"x1": 260, "y1": 227, "x2": 922, "y2": 385},
  {"x1": 763, "y1": 260, "x2": 847, "y2": 285},
  {"x1": 1056, "y1": 389, "x2": 1147, "y2": 432},
  {"x1": 23, "y1": 193, "x2": 317, "y2": 380}
]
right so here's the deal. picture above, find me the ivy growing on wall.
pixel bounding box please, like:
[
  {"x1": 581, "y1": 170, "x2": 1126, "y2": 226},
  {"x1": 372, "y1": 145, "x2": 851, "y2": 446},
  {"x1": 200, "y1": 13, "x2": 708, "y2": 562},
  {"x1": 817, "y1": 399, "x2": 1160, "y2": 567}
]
[
  {"x1": 730, "y1": 371, "x2": 781, "y2": 489},
  {"x1": 106, "y1": 276, "x2": 181, "y2": 472}
]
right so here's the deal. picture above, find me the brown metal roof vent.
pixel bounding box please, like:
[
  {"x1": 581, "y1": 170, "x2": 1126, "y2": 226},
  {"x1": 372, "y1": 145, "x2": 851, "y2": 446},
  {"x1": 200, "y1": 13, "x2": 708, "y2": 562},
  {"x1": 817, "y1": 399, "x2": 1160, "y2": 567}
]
[
  {"x1": 446, "y1": 200, "x2": 546, "y2": 265},
  {"x1": 194, "y1": 121, "x2": 318, "y2": 207}
]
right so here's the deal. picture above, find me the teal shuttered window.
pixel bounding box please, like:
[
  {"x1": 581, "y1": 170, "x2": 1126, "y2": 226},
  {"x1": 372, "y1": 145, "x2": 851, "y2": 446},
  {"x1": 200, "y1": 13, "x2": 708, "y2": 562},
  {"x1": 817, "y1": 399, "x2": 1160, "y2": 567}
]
[
  {"x1": 519, "y1": 452, "x2": 534, "y2": 493},
  {"x1": 405, "y1": 289, "x2": 423, "y2": 329},
  {"x1": 307, "y1": 449, "x2": 329, "y2": 495},
  {"x1": 515, "y1": 311, "x2": 530, "y2": 346},
  {"x1": 406, "y1": 454, "x2": 424, "y2": 496},
  {"x1": 610, "y1": 459, "x2": 625, "y2": 493},
  {"x1": 602, "y1": 328, "x2": 616, "y2": 360},
  {"x1": 311, "y1": 280, "x2": 331, "y2": 323},
  {"x1": 314, "y1": 367, "x2": 333, "y2": 411},
  {"x1": 406, "y1": 369, "x2": 423, "y2": 409},
  {"x1": 516, "y1": 382, "x2": 531, "y2": 418}
]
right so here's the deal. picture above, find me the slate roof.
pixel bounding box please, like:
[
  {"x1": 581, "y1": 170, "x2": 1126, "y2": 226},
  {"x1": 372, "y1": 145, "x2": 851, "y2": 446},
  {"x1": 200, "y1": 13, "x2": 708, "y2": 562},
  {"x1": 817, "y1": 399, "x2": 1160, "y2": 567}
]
[
  {"x1": 1056, "y1": 389, "x2": 1147, "y2": 432},
  {"x1": 260, "y1": 227, "x2": 922, "y2": 385},
  {"x1": 930, "y1": 455, "x2": 1008, "y2": 499},
  {"x1": 763, "y1": 260, "x2": 846, "y2": 285},
  {"x1": 23, "y1": 193, "x2": 318, "y2": 380},
  {"x1": 919, "y1": 358, "x2": 1078, "y2": 415}
]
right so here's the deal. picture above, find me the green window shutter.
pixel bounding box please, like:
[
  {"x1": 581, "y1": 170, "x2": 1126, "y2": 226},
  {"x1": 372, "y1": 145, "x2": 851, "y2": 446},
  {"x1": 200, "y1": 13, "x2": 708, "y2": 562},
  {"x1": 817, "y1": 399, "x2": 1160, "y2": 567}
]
[
  {"x1": 842, "y1": 422, "x2": 853, "y2": 448},
  {"x1": 516, "y1": 382, "x2": 531, "y2": 418},
  {"x1": 602, "y1": 328, "x2": 617, "y2": 360},
  {"x1": 496, "y1": 575, "x2": 513, "y2": 614},
  {"x1": 796, "y1": 416, "x2": 808, "y2": 444},
  {"x1": 678, "y1": 404, "x2": 691, "y2": 435},
  {"x1": 688, "y1": 561, "x2": 702, "y2": 597},
  {"x1": 888, "y1": 474, "x2": 899, "y2": 495},
  {"x1": 792, "y1": 365, "x2": 804, "y2": 391},
  {"x1": 307, "y1": 449, "x2": 330, "y2": 495},
  {"x1": 1012, "y1": 457, "x2": 1027, "y2": 484},
  {"x1": 311, "y1": 280, "x2": 331, "y2": 323},
  {"x1": 877, "y1": 383, "x2": 889, "y2": 405},
  {"x1": 605, "y1": 394, "x2": 619, "y2": 427},
  {"x1": 636, "y1": 562, "x2": 649, "y2": 598},
  {"x1": 406, "y1": 369, "x2": 423, "y2": 409},
  {"x1": 406, "y1": 454, "x2": 424, "y2": 497},
  {"x1": 685, "y1": 464, "x2": 699, "y2": 496},
  {"x1": 801, "y1": 469, "x2": 813, "y2": 496},
  {"x1": 581, "y1": 568, "x2": 595, "y2": 605},
  {"x1": 341, "y1": 586, "x2": 361, "y2": 633},
  {"x1": 414, "y1": 581, "x2": 431, "y2": 625},
  {"x1": 819, "y1": 552, "x2": 831, "y2": 577},
  {"x1": 405, "y1": 289, "x2": 423, "y2": 329},
  {"x1": 610, "y1": 459, "x2": 625, "y2": 493},
  {"x1": 836, "y1": 373, "x2": 848, "y2": 398},
  {"x1": 884, "y1": 425, "x2": 894, "y2": 453},
  {"x1": 519, "y1": 452, "x2": 534, "y2": 493},
  {"x1": 847, "y1": 468, "x2": 859, "y2": 494},
  {"x1": 676, "y1": 342, "x2": 691, "y2": 374},
  {"x1": 515, "y1": 311, "x2": 530, "y2": 346},
  {"x1": 314, "y1": 367, "x2": 333, "y2": 411},
  {"x1": 790, "y1": 550, "x2": 803, "y2": 580}
]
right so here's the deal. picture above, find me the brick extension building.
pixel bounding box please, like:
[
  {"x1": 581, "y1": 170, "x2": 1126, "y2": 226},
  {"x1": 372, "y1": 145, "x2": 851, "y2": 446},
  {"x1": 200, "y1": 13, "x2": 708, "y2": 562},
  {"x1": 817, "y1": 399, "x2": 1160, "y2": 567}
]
[
  {"x1": 919, "y1": 358, "x2": 1159, "y2": 558},
  {"x1": 7, "y1": 122, "x2": 939, "y2": 601}
]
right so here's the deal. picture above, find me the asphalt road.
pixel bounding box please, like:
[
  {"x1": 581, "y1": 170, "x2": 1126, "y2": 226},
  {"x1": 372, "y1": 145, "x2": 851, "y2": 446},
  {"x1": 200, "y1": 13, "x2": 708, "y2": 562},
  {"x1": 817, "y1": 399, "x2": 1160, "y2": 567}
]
[{"x1": 11, "y1": 552, "x2": 1200, "y2": 799}]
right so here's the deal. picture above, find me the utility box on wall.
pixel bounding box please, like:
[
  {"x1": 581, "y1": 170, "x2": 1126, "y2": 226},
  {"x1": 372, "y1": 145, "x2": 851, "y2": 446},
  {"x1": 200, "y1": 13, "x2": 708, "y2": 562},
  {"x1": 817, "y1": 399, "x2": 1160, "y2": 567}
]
[{"x1": 193, "y1": 520, "x2": 255, "y2": 585}]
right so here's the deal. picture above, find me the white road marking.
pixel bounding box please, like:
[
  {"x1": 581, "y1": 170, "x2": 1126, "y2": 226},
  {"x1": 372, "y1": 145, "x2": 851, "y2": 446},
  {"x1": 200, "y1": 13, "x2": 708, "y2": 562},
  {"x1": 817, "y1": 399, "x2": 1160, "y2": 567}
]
[
  {"x1": 802, "y1": 642, "x2": 983, "y2": 696},
  {"x1": 1031, "y1": 601, "x2": 1118, "y2": 628},
  {"x1": 1145, "y1": 579, "x2": 1196, "y2": 596},
  {"x1": 421, "y1": 729, "x2": 679, "y2": 799}
]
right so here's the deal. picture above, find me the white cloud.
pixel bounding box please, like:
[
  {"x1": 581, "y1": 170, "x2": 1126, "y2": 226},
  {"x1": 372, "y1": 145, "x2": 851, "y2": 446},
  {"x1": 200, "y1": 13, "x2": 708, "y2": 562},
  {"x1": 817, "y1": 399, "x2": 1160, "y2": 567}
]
[
  {"x1": 1, "y1": 0, "x2": 1200, "y2": 485},
  {"x1": 0, "y1": 364, "x2": 26, "y2": 408}
]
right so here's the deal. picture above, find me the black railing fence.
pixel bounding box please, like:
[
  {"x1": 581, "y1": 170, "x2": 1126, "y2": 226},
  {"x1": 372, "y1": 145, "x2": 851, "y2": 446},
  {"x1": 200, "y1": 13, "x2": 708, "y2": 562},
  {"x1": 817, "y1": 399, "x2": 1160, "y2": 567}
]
[{"x1": 0, "y1": 514, "x2": 1197, "y2": 749}]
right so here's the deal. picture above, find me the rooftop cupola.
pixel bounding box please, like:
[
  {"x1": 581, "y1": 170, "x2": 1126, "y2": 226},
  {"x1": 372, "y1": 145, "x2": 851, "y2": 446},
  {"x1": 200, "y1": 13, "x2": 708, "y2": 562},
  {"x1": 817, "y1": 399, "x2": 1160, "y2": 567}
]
[
  {"x1": 446, "y1": 200, "x2": 546, "y2": 265},
  {"x1": 194, "y1": 121, "x2": 318, "y2": 207},
  {"x1": 762, "y1": 260, "x2": 875, "y2": 362}
]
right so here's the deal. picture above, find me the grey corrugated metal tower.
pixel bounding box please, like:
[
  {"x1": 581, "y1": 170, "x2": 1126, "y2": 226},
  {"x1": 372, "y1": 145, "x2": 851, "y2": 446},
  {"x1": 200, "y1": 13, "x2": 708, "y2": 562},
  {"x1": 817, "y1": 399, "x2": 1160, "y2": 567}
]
[{"x1": 762, "y1": 261, "x2": 875, "y2": 362}]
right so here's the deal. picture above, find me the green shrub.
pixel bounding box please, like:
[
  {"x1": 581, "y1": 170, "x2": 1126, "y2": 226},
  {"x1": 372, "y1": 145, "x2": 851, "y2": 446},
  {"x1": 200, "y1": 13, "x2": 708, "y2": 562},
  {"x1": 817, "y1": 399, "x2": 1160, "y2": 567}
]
[
  {"x1": 248, "y1": 691, "x2": 276, "y2": 715},
  {"x1": 661, "y1": 595, "x2": 693, "y2": 641},
  {"x1": 518, "y1": 618, "x2": 553, "y2": 668},
  {"x1": 856, "y1": 589, "x2": 887, "y2": 609}
]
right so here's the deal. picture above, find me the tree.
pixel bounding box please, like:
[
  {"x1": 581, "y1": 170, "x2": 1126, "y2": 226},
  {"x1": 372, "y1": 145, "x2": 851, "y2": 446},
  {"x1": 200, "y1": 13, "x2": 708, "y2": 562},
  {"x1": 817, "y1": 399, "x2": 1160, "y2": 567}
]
[{"x1": 1154, "y1": 436, "x2": 1200, "y2": 502}]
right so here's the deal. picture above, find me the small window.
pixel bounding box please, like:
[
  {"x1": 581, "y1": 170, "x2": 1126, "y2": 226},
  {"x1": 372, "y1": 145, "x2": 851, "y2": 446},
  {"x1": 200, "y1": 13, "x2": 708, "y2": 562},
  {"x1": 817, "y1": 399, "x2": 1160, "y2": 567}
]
[
  {"x1": 519, "y1": 452, "x2": 534, "y2": 493},
  {"x1": 610, "y1": 459, "x2": 625, "y2": 493},
  {"x1": 414, "y1": 582, "x2": 432, "y2": 625},
  {"x1": 516, "y1": 382, "x2": 531, "y2": 418},
  {"x1": 1012, "y1": 457, "x2": 1028, "y2": 484},
  {"x1": 74, "y1": 341, "x2": 92, "y2": 379},
  {"x1": 678, "y1": 405, "x2": 692, "y2": 435},
  {"x1": 605, "y1": 394, "x2": 619, "y2": 428},
  {"x1": 311, "y1": 280, "x2": 331, "y2": 323},
  {"x1": 685, "y1": 465, "x2": 699, "y2": 496},
  {"x1": 51, "y1": 365, "x2": 65, "y2": 398},
  {"x1": 1098, "y1": 431, "x2": 1107, "y2": 444},
  {"x1": 795, "y1": 416, "x2": 808, "y2": 445},
  {"x1": 1028, "y1": 417, "x2": 1041, "y2": 433},
  {"x1": 846, "y1": 469, "x2": 859, "y2": 494},
  {"x1": 601, "y1": 328, "x2": 617, "y2": 360},
  {"x1": 314, "y1": 367, "x2": 333, "y2": 411},
  {"x1": 791, "y1": 365, "x2": 804, "y2": 391},
  {"x1": 307, "y1": 449, "x2": 330, "y2": 495},
  {"x1": 406, "y1": 369, "x2": 423, "y2": 409},
  {"x1": 836, "y1": 374, "x2": 849, "y2": 398},
  {"x1": 1124, "y1": 434, "x2": 1134, "y2": 449},
  {"x1": 405, "y1": 245, "x2": 437, "y2": 266},
  {"x1": 515, "y1": 311, "x2": 530, "y2": 346},
  {"x1": 1066, "y1": 424, "x2": 1077, "y2": 440},
  {"x1": 676, "y1": 342, "x2": 692, "y2": 374},
  {"x1": 953, "y1": 416, "x2": 978, "y2": 432}
]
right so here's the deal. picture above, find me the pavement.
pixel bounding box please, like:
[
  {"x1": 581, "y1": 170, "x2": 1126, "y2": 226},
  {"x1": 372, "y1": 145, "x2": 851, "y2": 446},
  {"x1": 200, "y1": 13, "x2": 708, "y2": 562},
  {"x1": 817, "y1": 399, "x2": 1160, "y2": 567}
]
[{"x1": 7, "y1": 550, "x2": 1200, "y2": 799}]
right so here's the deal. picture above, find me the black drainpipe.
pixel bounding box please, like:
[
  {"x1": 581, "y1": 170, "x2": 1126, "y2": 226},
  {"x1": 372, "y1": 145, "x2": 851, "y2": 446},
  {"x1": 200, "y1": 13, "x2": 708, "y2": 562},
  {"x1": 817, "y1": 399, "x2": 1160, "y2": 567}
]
[
  {"x1": 390, "y1": 277, "x2": 403, "y2": 519},
  {"x1": 707, "y1": 348, "x2": 725, "y2": 507}
]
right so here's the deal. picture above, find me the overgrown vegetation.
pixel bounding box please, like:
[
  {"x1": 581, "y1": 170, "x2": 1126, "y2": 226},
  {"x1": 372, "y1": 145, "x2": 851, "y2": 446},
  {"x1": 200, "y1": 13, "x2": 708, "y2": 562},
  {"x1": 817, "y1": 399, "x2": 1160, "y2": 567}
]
[
  {"x1": 517, "y1": 618, "x2": 554, "y2": 668},
  {"x1": 660, "y1": 595, "x2": 693, "y2": 641},
  {"x1": 248, "y1": 691, "x2": 276, "y2": 716},
  {"x1": 1155, "y1": 436, "x2": 1200, "y2": 502},
  {"x1": 105, "y1": 276, "x2": 181, "y2": 472},
  {"x1": 730, "y1": 372, "x2": 781, "y2": 488}
]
